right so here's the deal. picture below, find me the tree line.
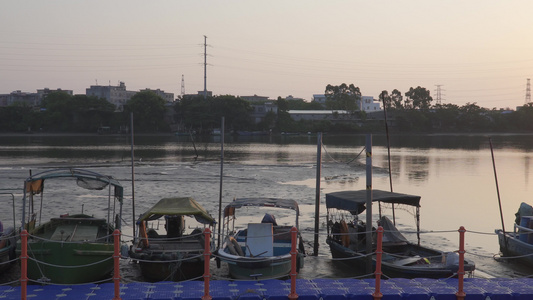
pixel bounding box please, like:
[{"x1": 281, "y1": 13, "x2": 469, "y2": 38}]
[{"x1": 1, "y1": 85, "x2": 533, "y2": 134}]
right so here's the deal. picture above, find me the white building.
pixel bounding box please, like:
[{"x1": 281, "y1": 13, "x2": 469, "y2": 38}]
[
  {"x1": 359, "y1": 96, "x2": 381, "y2": 112},
  {"x1": 312, "y1": 94, "x2": 381, "y2": 112},
  {"x1": 312, "y1": 94, "x2": 327, "y2": 104},
  {"x1": 86, "y1": 82, "x2": 136, "y2": 111}
]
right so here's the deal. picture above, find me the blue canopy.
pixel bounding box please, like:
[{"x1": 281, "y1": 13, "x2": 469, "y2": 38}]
[{"x1": 325, "y1": 190, "x2": 421, "y2": 215}]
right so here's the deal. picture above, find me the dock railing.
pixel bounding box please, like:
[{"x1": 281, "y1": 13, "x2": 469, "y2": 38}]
[{"x1": 16, "y1": 226, "x2": 473, "y2": 300}]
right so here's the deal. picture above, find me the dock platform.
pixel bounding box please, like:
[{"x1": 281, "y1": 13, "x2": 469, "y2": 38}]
[{"x1": 1, "y1": 278, "x2": 532, "y2": 299}]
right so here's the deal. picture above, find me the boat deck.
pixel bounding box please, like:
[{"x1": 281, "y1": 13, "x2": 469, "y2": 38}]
[{"x1": 3, "y1": 278, "x2": 533, "y2": 299}]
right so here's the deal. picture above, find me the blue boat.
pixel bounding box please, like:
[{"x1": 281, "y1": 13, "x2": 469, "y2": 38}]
[
  {"x1": 496, "y1": 202, "x2": 533, "y2": 267},
  {"x1": 216, "y1": 198, "x2": 305, "y2": 280}
]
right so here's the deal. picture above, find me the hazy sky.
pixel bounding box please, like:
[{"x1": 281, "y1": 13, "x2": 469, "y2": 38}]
[{"x1": 1, "y1": 1, "x2": 532, "y2": 109}]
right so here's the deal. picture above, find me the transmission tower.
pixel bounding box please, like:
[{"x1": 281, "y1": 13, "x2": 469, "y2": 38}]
[
  {"x1": 526, "y1": 78, "x2": 531, "y2": 104},
  {"x1": 203, "y1": 35, "x2": 207, "y2": 99},
  {"x1": 434, "y1": 85, "x2": 444, "y2": 105},
  {"x1": 181, "y1": 75, "x2": 185, "y2": 96}
]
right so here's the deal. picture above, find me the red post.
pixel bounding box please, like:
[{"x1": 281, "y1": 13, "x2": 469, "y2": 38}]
[
  {"x1": 202, "y1": 228, "x2": 212, "y2": 300},
  {"x1": 20, "y1": 230, "x2": 28, "y2": 300},
  {"x1": 288, "y1": 227, "x2": 298, "y2": 300},
  {"x1": 113, "y1": 229, "x2": 121, "y2": 300},
  {"x1": 455, "y1": 226, "x2": 466, "y2": 300},
  {"x1": 373, "y1": 226, "x2": 383, "y2": 300}
]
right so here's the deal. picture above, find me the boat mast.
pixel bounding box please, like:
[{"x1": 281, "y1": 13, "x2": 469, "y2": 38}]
[
  {"x1": 313, "y1": 132, "x2": 322, "y2": 256},
  {"x1": 217, "y1": 117, "x2": 225, "y2": 249},
  {"x1": 131, "y1": 113, "x2": 136, "y2": 241},
  {"x1": 489, "y1": 137, "x2": 507, "y2": 245},
  {"x1": 382, "y1": 91, "x2": 395, "y2": 224},
  {"x1": 365, "y1": 134, "x2": 373, "y2": 275}
]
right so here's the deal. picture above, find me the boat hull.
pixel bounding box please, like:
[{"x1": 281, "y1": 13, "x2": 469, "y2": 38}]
[
  {"x1": 16, "y1": 215, "x2": 116, "y2": 284},
  {"x1": 17, "y1": 241, "x2": 114, "y2": 284},
  {"x1": 327, "y1": 238, "x2": 474, "y2": 279},
  {"x1": 138, "y1": 257, "x2": 204, "y2": 282},
  {"x1": 496, "y1": 229, "x2": 533, "y2": 267},
  {"x1": 220, "y1": 252, "x2": 295, "y2": 280},
  {"x1": 0, "y1": 228, "x2": 16, "y2": 274}
]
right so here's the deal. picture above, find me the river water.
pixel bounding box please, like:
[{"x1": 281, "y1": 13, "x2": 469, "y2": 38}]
[{"x1": 1, "y1": 132, "x2": 533, "y2": 282}]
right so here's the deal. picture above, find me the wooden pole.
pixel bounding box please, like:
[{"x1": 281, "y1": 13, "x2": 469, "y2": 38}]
[
  {"x1": 382, "y1": 91, "x2": 394, "y2": 224},
  {"x1": 365, "y1": 134, "x2": 373, "y2": 275},
  {"x1": 314, "y1": 132, "x2": 322, "y2": 256},
  {"x1": 130, "y1": 112, "x2": 136, "y2": 241},
  {"x1": 489, "y1": 138, "x2": 506, "y2": 244},
  {"x1": 217, "y1": 117, "x2": 224, "y2": 249}
]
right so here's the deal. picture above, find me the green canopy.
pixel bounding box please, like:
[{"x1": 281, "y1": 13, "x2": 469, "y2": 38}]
[{"x1": 137, "y1": 197, "x2": 215, "y2": 225}]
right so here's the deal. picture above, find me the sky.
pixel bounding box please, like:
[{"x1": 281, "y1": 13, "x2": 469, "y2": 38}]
[{"x1": 1, "y1": 1, "x2": 532, "y2": 109}]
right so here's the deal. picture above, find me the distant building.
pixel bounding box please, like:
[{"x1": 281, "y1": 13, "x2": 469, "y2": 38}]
[
  {"x1": 0, "y1": 90, "x2": 39, "y2": 107},
  {"x1": 312, "y1": 94, "x2": 381, "y2": 112},
  {"x1": 285, "y1": 95, "x2": 306, "y2": 102},
  {"x1": 241, "y1": 94, "x2": 270, "y2": 102},
  {"x1": 0, "y1": 88, "x2": 74, "y2": 107},
  {"x1": 197, "y1": 91, "x2": 213, "y2": 97},
  {"x1": 140, "y1": 88, "x2": 175, "y2": 103},
  {"x1": 251, "y1": 102, "x2": 278, "y2": 124},
  {"x1": 288, "y1": 110, "x2": 353, "y2": 122},
  {"x1": 312, "y1": 94, "x2": 327, "y2": 104},
  {"x1": 86, "y1": 82, "x2": 136, "y2": 111},
  {"x1": 359, "y1": 96, "x2": 381, "y2": 112},
  {"x1": 0, "y1": 94, "x2": 7, "y2": 106},
  {"x1": 37, "y1": 88, "x2": 73, "y2": 99}
]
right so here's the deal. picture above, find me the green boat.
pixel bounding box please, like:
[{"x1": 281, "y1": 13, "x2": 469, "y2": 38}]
[
  {"x1": 16, "y1": 168, "x2": 124, "y2": 284},
  {"x1": 129, "y1": 197, "x2": 216, "y2": 282}
]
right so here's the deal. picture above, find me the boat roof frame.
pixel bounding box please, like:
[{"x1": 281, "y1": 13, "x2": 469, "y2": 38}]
[
  {"x1": 325, "y1": 189, "x2": 421, "y2": 214},
  {"x1": 223, "y1": 197, "x2": 299, "y2": 218},
  {"x1": 21, "y1": 168, "x2": 124, "y2": 232}
]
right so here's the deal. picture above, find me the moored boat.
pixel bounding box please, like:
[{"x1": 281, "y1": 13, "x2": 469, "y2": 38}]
[
  {"x1": 326, "y1": 189, "x2": 475, "y2": 278},
  {"x1": 129, "y1": 197, "x2": 216, "y2": 281},
  {"x1": 495, "y1": 202, "x2": 533, "y2": 267},
  {"x1": 16, "y1": 168, "x2": 124, "y2": 284},
  {"x1": 216, "y1": 198, "x2": 305, "y2": 280},
  {"x1": 0, "y1": 222, "x2": 16, "y2": 275}
]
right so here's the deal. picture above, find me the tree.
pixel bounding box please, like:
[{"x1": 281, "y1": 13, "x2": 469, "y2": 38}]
[
  {"x1": 276, "y1": 97, "x2": 289, "y2": 112},
  {"x1": 390, "y1": 89, "x2": 404, "y2": 109},
  {"x1": 125, "y1": 90, "x2": 167, "y2": 132},
  {"x1": 324, "y1": 83, "x2": 361, "y2": 112},
  {"x1": 405, "y1": 86, "x2": 432, "y2": 110},
  {"x1": 432, "y1": 103, "x2": 460, "y2": 131},
  {"x1": 379, "y1": 90, "x2": 391, "y2": 110},
  {"x1": 456, "y1": 102, "x2": 490, "y2": 131},
  {"x1": 175, "y1": 95, "x2": 253, "y2": 133},
  {"x1": 210, "y1": 95, "x2": 253, "y2": 130}
]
